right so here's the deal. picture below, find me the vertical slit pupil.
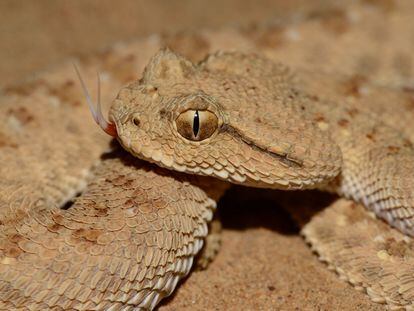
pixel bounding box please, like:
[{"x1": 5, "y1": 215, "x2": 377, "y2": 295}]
[{"x1": 193, "y1": 110, "x2": 200, "y2": 137}]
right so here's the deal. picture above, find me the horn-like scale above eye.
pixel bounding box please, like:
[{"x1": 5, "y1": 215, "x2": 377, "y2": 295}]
[{"x1": 176, "y1": 110, "x2": 218, "y2": 141}]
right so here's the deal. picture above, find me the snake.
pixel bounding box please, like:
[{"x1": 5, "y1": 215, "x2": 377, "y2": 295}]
[{"x1": 2, "y1": 1, "x2": 414, "y2": 310}]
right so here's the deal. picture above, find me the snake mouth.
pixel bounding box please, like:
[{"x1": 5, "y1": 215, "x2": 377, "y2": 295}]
[
  {"x1": 220, "y1": 124, "x2": 304, "y2": 168},
  {"x1": 102, "y1": 122, "x2": 118, "y2": 137}
]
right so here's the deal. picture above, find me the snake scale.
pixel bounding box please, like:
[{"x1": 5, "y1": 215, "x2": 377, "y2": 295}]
[{"x1": 2, "y1": 1, "x2": 414, "y2": 310}]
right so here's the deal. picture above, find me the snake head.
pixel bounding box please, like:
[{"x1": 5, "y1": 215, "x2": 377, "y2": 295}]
[{"x1": 110, "y1": 49, "x2": 342, "y2": 189}]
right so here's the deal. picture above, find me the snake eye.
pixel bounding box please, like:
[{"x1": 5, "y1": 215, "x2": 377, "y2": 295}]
[{"x1": 176, "y1": 110, "x2": 218, "y2": 141}]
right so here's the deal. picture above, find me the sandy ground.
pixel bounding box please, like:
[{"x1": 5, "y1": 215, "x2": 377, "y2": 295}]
[
  {"x1": 0, "y1": 1, "x2": 384, "y2": 310},
  {"x1": 161, "y1": 188, "x2": 383, "y2": 310}
]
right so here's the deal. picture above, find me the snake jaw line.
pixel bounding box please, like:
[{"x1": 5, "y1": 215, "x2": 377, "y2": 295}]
[{"x1": 73, "y1": 63, "x2": 117, "y2": 137}]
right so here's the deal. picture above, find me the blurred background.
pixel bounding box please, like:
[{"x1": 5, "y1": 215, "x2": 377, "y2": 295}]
[{"x1": 0, "y1": 0, "x2": 348, "y2": 86}]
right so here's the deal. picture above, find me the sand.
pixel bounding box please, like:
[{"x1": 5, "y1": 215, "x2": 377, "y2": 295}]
[{"x1": 161, "y1": 188, "x2": 383, "y2": 310}]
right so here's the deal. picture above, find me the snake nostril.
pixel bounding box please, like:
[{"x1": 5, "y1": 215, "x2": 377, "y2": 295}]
[{"x1": 132, "y1": 116, "x2": 140, "y2": 127}]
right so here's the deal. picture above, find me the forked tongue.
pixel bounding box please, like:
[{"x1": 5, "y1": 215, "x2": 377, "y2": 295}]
[{"x1": 74, "y1": 64, "x2": 117, "y2": 137}]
